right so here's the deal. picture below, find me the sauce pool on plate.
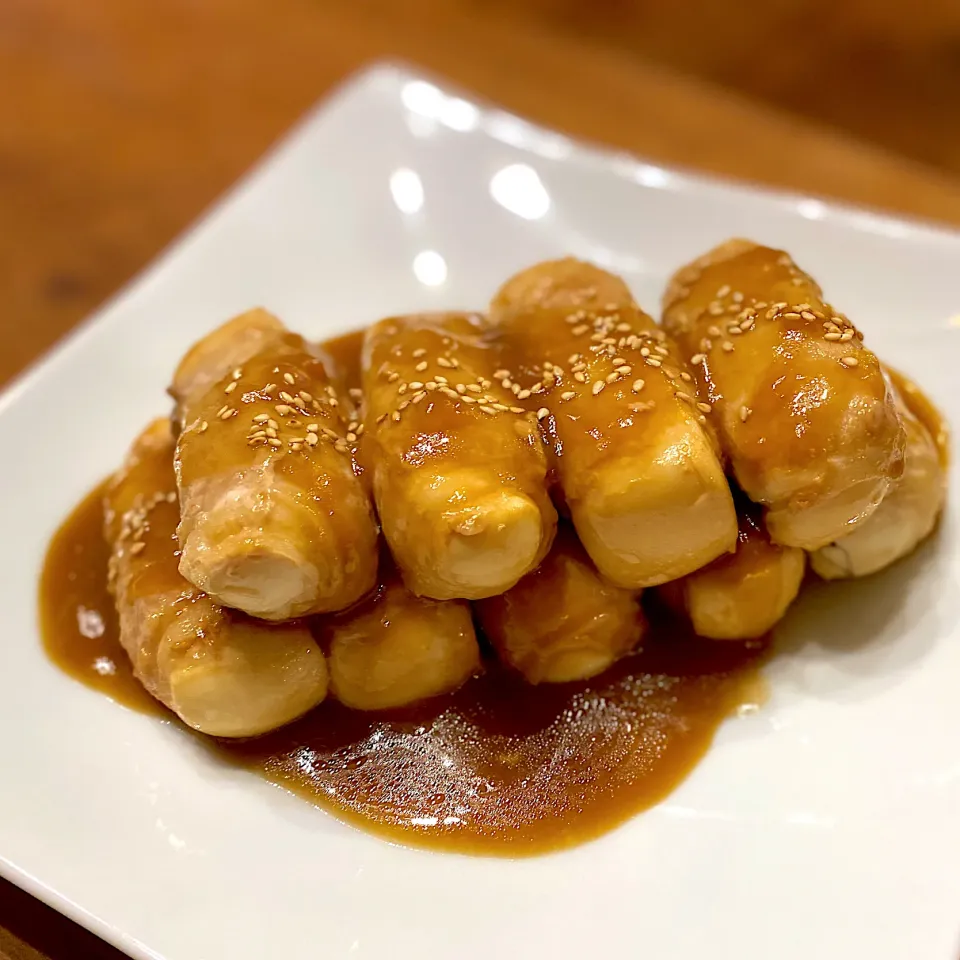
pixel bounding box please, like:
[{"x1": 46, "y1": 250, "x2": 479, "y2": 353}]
[{"x1": 39, "y1": 480, "x2": 765, "y2": 856}]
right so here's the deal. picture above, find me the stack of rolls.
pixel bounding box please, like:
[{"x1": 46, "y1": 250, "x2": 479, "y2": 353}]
[{"x1": 102, "y1": 242, "x2": 946, "y2": 737}]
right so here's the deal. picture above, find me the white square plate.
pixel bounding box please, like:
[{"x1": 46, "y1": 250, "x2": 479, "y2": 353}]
[{"x1": 5, "y1": 62, "x2": 960, "y2": 960}]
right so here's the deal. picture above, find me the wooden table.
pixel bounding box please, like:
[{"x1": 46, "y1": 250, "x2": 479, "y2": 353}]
[{"x1": 3, "y1": 1, "x2": 960, "y2": 957}]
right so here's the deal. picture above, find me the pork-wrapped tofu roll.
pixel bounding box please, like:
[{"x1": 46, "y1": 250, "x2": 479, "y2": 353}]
[
  {"x1": 172, "y1": 310, "x2": 379, "y2": 620},
  {"x1": 810, "y1": 369, "x2": 947, "y2": 579},
  {"x1": 321, "y1": 560, "x2": 481, "y2": 710},
  {"x1": 490, "y1": 259, "x2": 737, "y2": 588},
  {"x1": 661, "y1": 499, "x2": 805, "y2": 640},
  {"x1": 475, "y1": 527, "x2": 644, "y2": 684},
  {"x1": 361, "y1": 312, "x2": 556, "y2": 600},
  {"x1": 105, "y1": 419, "x2": 329, "y2": 737},
  {"x1": 662, "y1": 240, "x2": 905, "y2": 550}
]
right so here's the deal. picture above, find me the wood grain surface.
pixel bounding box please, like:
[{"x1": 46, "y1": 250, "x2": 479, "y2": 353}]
[{"x1": 3, "y1": 1, "x2": 960, "y2": 957}]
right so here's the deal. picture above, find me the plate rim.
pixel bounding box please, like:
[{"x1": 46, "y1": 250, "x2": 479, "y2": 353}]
[{"x1": 6, "y1": 58, "x2": 960, "y2": 960}]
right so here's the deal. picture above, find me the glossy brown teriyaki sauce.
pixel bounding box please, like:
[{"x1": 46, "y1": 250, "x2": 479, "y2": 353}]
[{"x1": 40, "y1": 481, "x2": 764, "y2": 856}]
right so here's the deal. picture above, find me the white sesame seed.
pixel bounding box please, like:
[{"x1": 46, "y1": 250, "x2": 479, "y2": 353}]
[
  {"x1": 198, "y1": 421, "x2": 208, "y2": 433},
  {"x1": 264, "y1": 383, "x2": 277, "y2": 393},
  {"x1": 284, "y1": 372, "x2": 295, "y2": 385},
  {"x1": 572, "y1": 324, "x2": 589, "y2": 336},
  {"x1": 690, "y1": 353, "x2": 706, "y2": 365},
  {"x1": 299, "y1": 391, "x2": 313, "y2": 403},
  {"x1": 632, "y1": 379, "x2": 645, "y2": 392},
  {"x1": 409, "y1": 381, "x2": 424, "y2": 390},
  {"x1": 697, "y1": 402, "x2": 712, "y2": 413},
  {"x1": 224, "y1": 381, "x2": 237, "y2": 394},
  {"x1": 722, "y1": 342, "x2": 735, "y2": 353},
  {"x1": 537, "y1": 407, "x2": 550, "y2": 420},
  {"x1": 716, "y1": 284, "x2": 731, "y2": 298},
  {"x1": 268, "y1": 438, "x2": 282, "y2": 447},
  {"x1": 219, "y1": 409, "x2": 236, "y2": 420},
  {"x1": 306, "y1": 424, "x2": 319, "y2": 433},
  {"x1": 561, "y1": 391, "x2": 576, "y2": 401},
  {"x1": 592, "y1": 381, "x2": 605, "y2": 395},
  {"x1": 612, "y1": 357, "x2": 626, "y2": 367},
  {"x1": 606, "y1": 371, "x2": 620, "y2": 383},
  {"x1": 740, "y1": 405, "x2": 752, "y2": 422},
  {"x1": 412, "y1": 348, "x2": 427, "y2": 358},
  {"x1": 824, "y1": 331, "x2": 842, "y2": 341},
  {"x1": 305, "y1": 433, "x2": 318, "y2": 446},
  {"x1": 517, "y1": 389, "x2": 531, "y2": 400},
  {"x1": 841, "y1": 356, "x2": 859, "y2": 367},
  {"x1": 275, "y1": 404, "x2": 292, "y2": 415},
  {"x1": 645, "y1": 357, "x2": 662, "y2": 368}
]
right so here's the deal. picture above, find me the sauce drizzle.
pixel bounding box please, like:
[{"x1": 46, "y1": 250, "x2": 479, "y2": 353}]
[{"x1": 40, "y1": 482, "x2": 764, "y2": 856}]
